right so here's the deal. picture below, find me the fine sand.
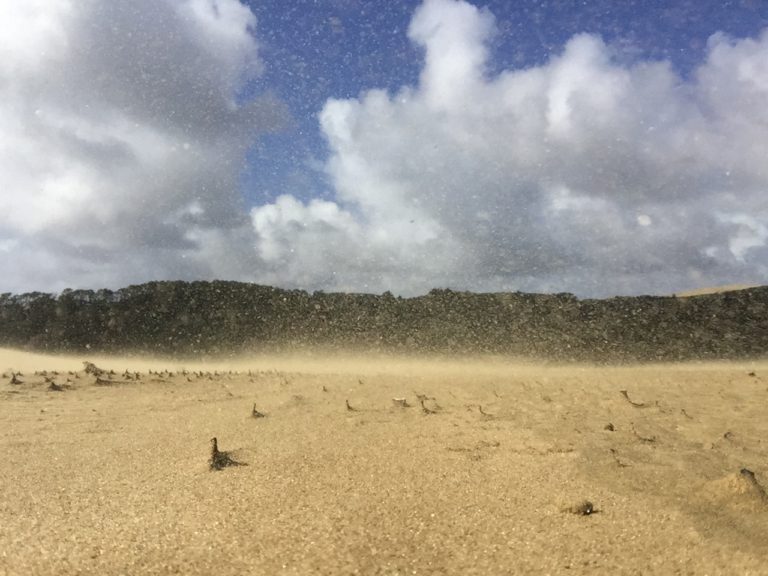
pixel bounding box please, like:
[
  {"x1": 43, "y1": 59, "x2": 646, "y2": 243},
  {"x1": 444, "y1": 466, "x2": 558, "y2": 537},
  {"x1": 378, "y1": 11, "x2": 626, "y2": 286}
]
[
  {"x1": 673, "y1": 283, "x2": 759, "y2": 297},
  {"x1": 1, "y1": 348, "x2": 767, "y2": 575}
]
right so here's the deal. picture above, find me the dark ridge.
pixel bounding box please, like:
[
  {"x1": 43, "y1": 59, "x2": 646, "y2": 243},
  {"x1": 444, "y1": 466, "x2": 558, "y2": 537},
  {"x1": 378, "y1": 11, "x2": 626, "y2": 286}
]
[{"x1": 0, "y1": 281, "x2": 766, "y2": 362}]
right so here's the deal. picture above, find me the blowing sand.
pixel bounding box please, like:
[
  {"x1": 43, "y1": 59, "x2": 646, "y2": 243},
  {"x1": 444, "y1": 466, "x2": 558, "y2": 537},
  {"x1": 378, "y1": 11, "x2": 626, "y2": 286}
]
[{"x1": 1, "y1": 348, "x2": 767, "y2": 575}]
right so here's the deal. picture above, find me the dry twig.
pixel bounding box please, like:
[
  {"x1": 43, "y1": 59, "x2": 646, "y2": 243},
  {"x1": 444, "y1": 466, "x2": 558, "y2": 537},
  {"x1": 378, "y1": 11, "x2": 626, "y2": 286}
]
[
  {"x1": 630, "y1": 422, "x2": 656, "y2": 443},
  {"x1": 209, "y1": 437, "x2": 247, "y2": 470},
  {"x1": 251, "y1": 404, "x2": 266, "y2": 418},
  {"x1": 610, "y1": 448, "x2": 630, "y2": 467},
  {"x1": 620, "y1": 389, "x2": 647, "y2": 408},
  {"x1": 740, "y1": 468, "x2": 768, "y2": 501},
  {"x1": 563, "y1": 500, "x2": 598, "y2": 515},
  {"x1": 478, "y1": 405, "x2": 494, "y2": 418}
]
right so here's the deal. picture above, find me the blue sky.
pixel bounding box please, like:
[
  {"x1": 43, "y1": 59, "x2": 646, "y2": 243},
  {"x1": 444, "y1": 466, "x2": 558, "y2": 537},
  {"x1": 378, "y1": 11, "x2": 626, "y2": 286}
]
[
  {"x1": 1, "y1": 0, "x2": 767, "y2": 296},
  {"x1": 242, "y1": 0, "x2": 768, "y2": 206}
]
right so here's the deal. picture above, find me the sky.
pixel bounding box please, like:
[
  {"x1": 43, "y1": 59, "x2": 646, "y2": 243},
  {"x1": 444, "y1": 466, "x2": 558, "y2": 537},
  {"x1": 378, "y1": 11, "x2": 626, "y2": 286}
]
[{"x1": 1, "y1": 0, "x2": 767, "y2": 297}]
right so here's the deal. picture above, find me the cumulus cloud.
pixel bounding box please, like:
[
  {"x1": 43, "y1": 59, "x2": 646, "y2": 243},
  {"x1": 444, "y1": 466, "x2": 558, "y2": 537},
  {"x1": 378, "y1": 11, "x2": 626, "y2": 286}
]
[
  {"x1": 251, "y1": 0, "x2": 768, "y2": 296},
  {"x1": 0, "y1": 0, "x2": 284, "y2": 293},
  {"x1": 3, "y1": 0, "x2": 767, "y2": 297}
]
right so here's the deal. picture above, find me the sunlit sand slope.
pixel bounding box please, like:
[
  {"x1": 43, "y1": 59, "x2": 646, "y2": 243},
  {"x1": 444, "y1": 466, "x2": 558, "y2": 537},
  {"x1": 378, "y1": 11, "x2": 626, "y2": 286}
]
[
  {"x1": 2, "y1": 348, "x2": 767, "y2": 575},
  {"x1": 674, "y1": 283, "x2": 759, "y2": 297}
]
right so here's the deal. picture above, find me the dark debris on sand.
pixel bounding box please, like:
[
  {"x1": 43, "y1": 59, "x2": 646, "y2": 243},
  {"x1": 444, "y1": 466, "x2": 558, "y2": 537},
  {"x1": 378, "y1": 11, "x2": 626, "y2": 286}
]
[{"x1": 209, "y1": 437, "x2": 247, "y2": 471}]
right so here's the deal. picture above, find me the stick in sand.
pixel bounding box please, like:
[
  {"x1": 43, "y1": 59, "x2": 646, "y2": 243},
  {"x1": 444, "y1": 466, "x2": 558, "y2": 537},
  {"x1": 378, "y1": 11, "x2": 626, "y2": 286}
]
[
  {"x1": 209, "y1": 437, "x2": 247, "y2": 470},
  {"x1": 620, "y1": 389, "x2": 647, "y2": 408},
  {"x1": 252, "y1": 404, "x2": 266, "y2": 418}
]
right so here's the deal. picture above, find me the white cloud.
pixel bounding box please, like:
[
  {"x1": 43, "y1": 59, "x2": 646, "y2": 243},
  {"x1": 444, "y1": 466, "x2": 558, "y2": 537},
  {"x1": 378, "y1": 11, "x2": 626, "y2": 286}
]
[
  {"x1": 408, "y1": 0, "x2": 495, "y2": 111},
  {"x1": 175, "y1": 0, "x2": 263, "y2": 93},
  {"x1": 0, "y1": 0, "x2": 74, "y2": 76},
  {"x1": 2, "y1": 0, "x2": 767, "y2": 297},
  {"x1": 0, "y1": 0, "x2": 283, "y2": 294},
  {"x1": 251, "y1": 0, "x2": 768, "y2": 296}
]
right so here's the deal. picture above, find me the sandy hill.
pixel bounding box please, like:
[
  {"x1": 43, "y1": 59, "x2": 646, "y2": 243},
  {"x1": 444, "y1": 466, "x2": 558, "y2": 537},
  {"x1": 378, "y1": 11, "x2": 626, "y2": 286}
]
[{"x1": 674, "y1": 284, "x2": 759, "y2": 297}]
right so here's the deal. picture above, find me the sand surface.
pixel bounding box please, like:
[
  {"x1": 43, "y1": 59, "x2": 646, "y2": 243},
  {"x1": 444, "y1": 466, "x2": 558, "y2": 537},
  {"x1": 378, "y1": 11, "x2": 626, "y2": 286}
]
[
  {"x1": 673, "y1": 283, "x2": 759, "y2": 297},
  {"x1": 1, "y1": 348, "x2": 768, "y2": 575}
]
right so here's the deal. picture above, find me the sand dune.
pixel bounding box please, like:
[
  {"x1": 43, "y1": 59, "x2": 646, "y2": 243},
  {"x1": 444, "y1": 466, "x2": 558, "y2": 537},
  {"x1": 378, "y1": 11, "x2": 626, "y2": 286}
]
[
  {"x1": 2, "y1": 348, "x2": 767, "y2": 575},
  {"x1": 673, "y1": 283, "x2": 759, "y2": 297}
]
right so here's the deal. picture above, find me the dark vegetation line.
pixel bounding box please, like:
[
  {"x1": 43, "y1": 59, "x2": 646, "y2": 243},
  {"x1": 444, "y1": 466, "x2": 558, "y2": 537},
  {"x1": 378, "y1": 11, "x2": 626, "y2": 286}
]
[{"x1": 0, "y1": 281, "x2": 766, "y2": 361}]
